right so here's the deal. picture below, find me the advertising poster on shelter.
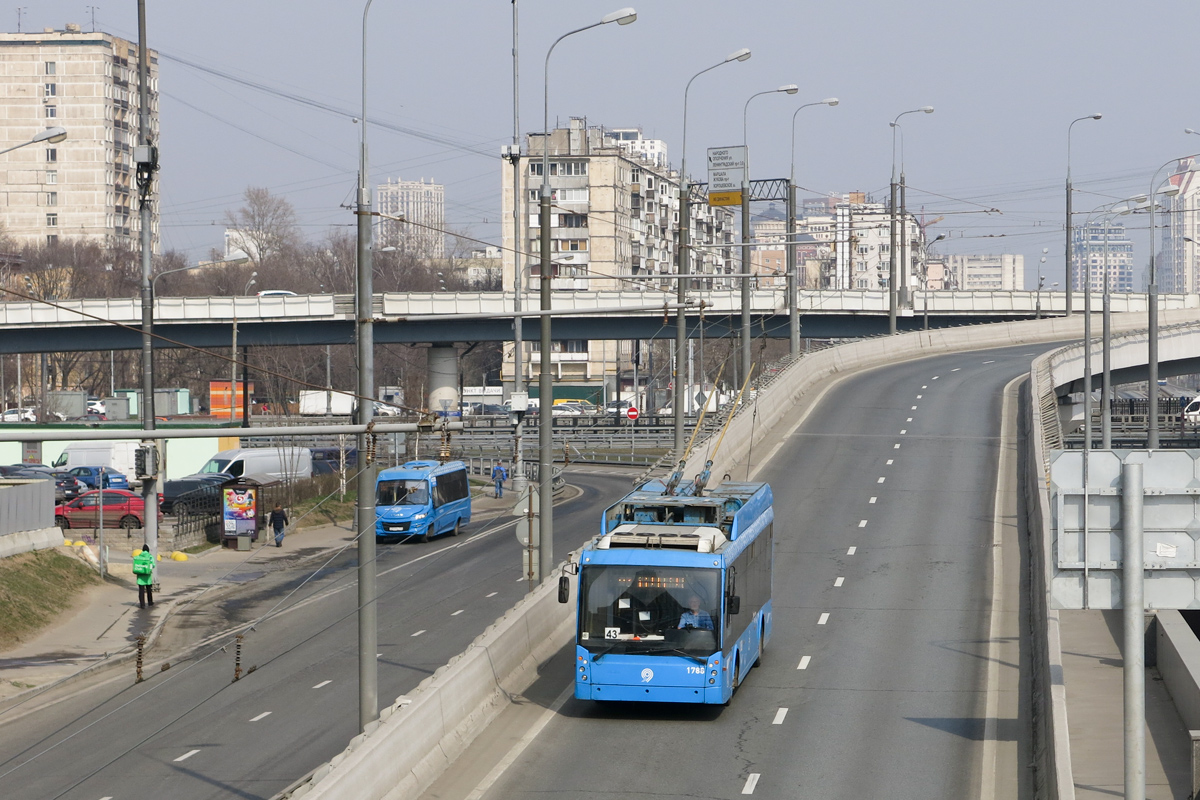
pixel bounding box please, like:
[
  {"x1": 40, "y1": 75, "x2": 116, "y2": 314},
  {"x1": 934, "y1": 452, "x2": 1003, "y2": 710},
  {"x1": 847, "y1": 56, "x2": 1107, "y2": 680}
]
[{"x1": 223, "y1": 486, "x2": 257, "y2": 536}]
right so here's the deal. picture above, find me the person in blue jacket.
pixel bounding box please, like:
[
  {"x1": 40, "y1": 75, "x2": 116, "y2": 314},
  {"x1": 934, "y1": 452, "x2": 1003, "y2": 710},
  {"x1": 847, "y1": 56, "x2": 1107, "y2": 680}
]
[{"x1": 491, "y1": 461, "x2": 508, "y2": 498}]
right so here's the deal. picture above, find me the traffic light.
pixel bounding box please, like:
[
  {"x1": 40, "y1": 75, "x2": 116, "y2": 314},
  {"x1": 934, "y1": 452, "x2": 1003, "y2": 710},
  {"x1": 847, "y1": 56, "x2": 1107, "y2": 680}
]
[{"x1": 134, "y1": 445, "x2": 159, "y2": 479}]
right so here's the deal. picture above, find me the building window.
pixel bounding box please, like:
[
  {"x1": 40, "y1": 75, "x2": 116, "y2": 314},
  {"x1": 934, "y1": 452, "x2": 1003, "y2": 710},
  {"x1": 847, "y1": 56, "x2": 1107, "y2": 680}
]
[
  {"x1": 46, "y1": 213, "x2": 58, "y2": 228},
  {"x1": 559, "y1": 213, "x2": 587, "y2": 228},
  {"x1": 45, "y1": 170, "x2": 57, "y2": 184},
  {"x1": 44, "y1": 83, "x2": 56, "y2": 97},
  {"x1": 560, "y1": 161, "x2": 587, "y2": 176},
  {"x1": 46, "y1": 149, "x2": 57, "y2": 163},
  {"x1": 46, "y1": 192, "x2": 57, "y2": 206},
  {"x1": 45, "y1": 105, "x2": 57, "y2": 118},
  {"x1": 564, "y1": 339, "x2": 589, "y2": 353},
  {"x1": 46, "y1": 234, "x2": 58, "y2": 246},
  {"x1": 555, "y1": 239, "x2": 587, "y2": 252}
]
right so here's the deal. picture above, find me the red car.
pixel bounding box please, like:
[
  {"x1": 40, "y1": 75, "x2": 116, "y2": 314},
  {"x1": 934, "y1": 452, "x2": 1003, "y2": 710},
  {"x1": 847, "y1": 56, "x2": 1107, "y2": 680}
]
[{"x1": 54, "y1": 489, "x2": 162, "y2": 530}]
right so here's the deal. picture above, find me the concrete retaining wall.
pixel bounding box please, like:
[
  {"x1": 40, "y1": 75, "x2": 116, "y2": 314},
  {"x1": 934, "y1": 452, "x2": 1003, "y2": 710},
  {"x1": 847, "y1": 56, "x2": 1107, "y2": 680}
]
[
  {"x1": 280, "y1": 561, "x2": 574, "y2": 800},
  {"x1": 0, "y1": 526, "x2": 65, "y2": 559},
  {"x1": 1156, "y1": 609, "x2": 1200, "y2": 798}
]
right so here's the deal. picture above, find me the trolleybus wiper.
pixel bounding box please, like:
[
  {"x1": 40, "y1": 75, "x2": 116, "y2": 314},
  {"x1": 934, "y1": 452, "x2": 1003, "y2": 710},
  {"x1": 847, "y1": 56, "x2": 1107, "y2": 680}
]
[{"x1": 643, "y1": 646, "x2": 709, "y2": 664}]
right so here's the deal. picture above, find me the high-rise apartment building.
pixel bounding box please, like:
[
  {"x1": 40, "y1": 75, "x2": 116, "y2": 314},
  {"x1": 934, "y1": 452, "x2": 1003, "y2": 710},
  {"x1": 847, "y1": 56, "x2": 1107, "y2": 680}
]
[
  {"x1": 1160, "y1": 159, "x2": 1200, "y2": 293},
  {"x1": 0, "y1": 23, "x2": 158, "y2": 249},
  {"x1": 945, "y1": 254, "x2": 1025, "y2": 291},
  {"x1": 1073, "y1": 221, "x2": 1134, "y2": 293},
  {"x1": 376, "y1": 177, "x2": 445, "y2": 258},
  {"x1": 500, "y1": 118, "x2": 735, "y2": 402}
]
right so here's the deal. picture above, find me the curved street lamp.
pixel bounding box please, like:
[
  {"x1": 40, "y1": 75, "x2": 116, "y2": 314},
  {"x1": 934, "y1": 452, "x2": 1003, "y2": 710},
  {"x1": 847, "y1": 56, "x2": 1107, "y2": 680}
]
[
  {"x1": 1065, "y1": 114, "x2": 1102, "y2": 315},
  {"x1": 739, "y1": 83, "x2": 799, "y2": 384},
  {"x1": 786, "y1": 97, "x2": 837, "y2": 354},
  {"x1": 538, "y1": 7, "x2": 637, "y2": 582},
  {"x1": 0, "y1": 126, "x2": 66, "y2": 157},
  {"x1": 672, "y1": 47, "x2": 751, "y2": 455},
  {"x1": 887, "y1": 107, "x2": 933, "y2": 334}
]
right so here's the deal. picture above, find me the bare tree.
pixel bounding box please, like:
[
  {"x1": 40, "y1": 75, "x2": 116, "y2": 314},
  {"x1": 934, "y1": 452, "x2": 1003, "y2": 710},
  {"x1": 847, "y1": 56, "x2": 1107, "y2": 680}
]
[{"x1": 224, "y1": 187, "x2": 300, "y2": 271}]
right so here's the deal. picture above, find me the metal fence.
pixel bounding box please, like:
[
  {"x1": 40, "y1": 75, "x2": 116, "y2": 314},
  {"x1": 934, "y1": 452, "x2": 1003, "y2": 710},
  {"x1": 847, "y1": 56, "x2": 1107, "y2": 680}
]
[{"x1": 0, "y1": 479, "x2": 53, "y2": 535}]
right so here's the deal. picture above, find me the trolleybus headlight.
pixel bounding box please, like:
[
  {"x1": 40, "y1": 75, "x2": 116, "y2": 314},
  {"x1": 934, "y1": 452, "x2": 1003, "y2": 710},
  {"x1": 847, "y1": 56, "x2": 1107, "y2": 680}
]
[
  {"x1": 710, "y1": 669, "x2": 717, "y2": 677},
  {"x1": 708, "y1": 678, "x2": 715, "y2": 684}
]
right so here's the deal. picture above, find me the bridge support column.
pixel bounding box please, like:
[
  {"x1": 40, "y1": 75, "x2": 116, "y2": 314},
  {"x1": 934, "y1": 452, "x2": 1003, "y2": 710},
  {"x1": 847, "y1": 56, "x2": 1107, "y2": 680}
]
[{"x1": 427, "y1": 346, "x2": 459, "y2": 417}]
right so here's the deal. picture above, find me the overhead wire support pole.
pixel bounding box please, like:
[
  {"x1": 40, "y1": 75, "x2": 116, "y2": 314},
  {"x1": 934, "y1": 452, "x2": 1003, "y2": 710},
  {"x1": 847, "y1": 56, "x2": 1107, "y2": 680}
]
[
  {"x1": 135, "y1": 0, "x2": 159, "y2": 577},
  {"x1": 1066, "y1": 113, "x2": 1102, "y2": 316},
  {"x1": 888, "y1": 106, "x2": 933, "y2": 334},
  {"x1": 787, "y1": 97, "x2": 836, "y2": 356},
  {"x1": 356, "y1": 0, "x2": 378, "y2": 731},
  {"x1": 509, "y1": 0, "x2": 526, "y2": 498}
]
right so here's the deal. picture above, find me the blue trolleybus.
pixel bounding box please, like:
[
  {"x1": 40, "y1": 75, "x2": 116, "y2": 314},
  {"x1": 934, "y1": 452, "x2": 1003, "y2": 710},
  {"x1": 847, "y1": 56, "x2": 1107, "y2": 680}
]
[
  {"x1": 375, "y1": 460, "x2": 471, "y2": 543},
  {"x1": 565, "y1": 479, "x2": 773, "y2": 704}
]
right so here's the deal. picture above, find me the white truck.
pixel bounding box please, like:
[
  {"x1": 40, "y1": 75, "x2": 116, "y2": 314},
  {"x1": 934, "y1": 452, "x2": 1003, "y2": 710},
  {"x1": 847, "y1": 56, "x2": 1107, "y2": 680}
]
[
  {"x1": 299, "y1": 390, "x2": 354, "y2": 416},
  {"x1": 53, "y1": 441, "x2": 139, "y2": 478}
]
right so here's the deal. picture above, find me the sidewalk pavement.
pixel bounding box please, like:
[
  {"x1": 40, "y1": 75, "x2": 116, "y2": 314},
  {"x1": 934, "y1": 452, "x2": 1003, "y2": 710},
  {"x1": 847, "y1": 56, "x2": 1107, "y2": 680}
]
[
  {"x1": 1061, "y1": 609, "x2": 1192, "y2": 799},
  {"x1": 0, "y1": 487, "x2": 516, "y2": 705}
]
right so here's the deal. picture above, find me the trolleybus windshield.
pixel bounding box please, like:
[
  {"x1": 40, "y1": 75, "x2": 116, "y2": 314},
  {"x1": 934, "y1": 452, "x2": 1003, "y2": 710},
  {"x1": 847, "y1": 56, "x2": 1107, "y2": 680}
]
[{"x1": 578, "y1": 565, "x2": 720, "y2": 657}]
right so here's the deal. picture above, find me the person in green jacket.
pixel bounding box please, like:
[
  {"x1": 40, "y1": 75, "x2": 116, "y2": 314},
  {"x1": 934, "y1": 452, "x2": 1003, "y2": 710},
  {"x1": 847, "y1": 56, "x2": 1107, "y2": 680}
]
[{"x1": 132, "y1": 545, "x2": 155, "y2": 608}]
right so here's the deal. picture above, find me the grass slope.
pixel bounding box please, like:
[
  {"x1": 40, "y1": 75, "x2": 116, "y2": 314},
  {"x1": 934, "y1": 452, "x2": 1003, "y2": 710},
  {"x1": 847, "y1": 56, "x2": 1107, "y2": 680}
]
[{"x1": 0, "y1": 549, "x2": 99, "y2": 650}]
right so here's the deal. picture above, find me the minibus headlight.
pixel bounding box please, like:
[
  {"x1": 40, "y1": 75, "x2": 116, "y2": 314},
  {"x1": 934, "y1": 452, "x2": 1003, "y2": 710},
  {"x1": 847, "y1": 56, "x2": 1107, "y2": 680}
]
[{"x1": 413, "y1": 513, "x2": 427, "y2": 520}]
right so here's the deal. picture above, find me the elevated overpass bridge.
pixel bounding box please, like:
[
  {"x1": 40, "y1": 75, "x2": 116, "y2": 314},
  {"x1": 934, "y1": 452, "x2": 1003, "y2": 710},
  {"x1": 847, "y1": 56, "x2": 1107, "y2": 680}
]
[{"x1": 0, "y1": 288, "x2": 1193, "y2": 354}]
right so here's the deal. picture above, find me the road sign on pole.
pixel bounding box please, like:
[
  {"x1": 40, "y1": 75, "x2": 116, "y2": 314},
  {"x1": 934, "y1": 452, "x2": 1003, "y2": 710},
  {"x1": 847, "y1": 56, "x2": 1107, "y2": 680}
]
[
  {"x1": 512, "y1": 487, "x2": 540, "y2": 517},
  {"x1": 707, "y1": 146, "x2": 746, "y2": 207},
  {"x1": 626, "y1": 406, "x2": 639, "y2": 421}
]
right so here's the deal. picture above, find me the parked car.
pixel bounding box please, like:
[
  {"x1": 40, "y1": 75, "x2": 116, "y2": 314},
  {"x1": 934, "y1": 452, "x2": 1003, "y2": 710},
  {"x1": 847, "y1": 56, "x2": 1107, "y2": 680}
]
[
  {"x1": 256, "y1": 289, "x2": 297, "y2": 297},
  {"x1": 162, "y1": 474, "x2": 228, "y2": 516},
  {"x1": 1, "y1": 407, "x2": 35, "y2": 422},
  {"x1": 10, "y1": 467, "x2": 87, "y2": 501},
  {"x1": 373, "y1": 401, "x2": 402, "y2": 417},
  {"x1": 87, "y1": 400, "x2": 106, "y2": 415},
  {"x1": 604, "y1": 400, "x2": 635, "y2": 416},
  {"x1": 68, "y1": 466, "x2": 130, "y2": 490},
  {"x1": 550, "y1": 404, "x2": 583, "y2": 417},
  {"x1": 68, "y1": 413, "x2": 108, "y2": 422},
  {"x1": 54, "y1": 489, "x2": 162, "y2": 530}
]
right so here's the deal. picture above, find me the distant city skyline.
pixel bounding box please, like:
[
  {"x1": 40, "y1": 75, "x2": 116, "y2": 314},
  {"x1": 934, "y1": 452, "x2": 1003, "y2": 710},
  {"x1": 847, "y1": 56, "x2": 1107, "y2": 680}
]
[{"x1": 13, "y1": 1, "x2": 1200, "y2": 294}]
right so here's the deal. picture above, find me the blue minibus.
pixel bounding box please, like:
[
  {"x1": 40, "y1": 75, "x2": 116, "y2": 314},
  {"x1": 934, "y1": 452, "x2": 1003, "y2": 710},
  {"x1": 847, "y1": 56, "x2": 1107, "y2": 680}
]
[
  {"x1": 375, "y1": 460, "x2": 471, "y2": 543},
  {"x1": 563, "y1": 479, "x2": 773, "y2": 704}
]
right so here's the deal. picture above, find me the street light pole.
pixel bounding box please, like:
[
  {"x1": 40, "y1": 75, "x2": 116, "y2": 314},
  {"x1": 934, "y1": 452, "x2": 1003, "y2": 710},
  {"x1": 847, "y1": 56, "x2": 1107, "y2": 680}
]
[
  {"x1": 540, "y1": 7, "x2": 636, "y2": 581},
  {"x1": 787, "y1": 98, "x2": 837, "y2": 357},
  {"x1": 742, "y1": 84, "x2": 798, "y2": 383},
  {"x1": 1066, "y1": 114, "x2": 1103, "y2": 316},
  {"x1": 888, "y1": 107, "x2": 933, "y2": 335},
  {"x1": 674, "y1": 48, "x2": 751, "y2": 457},
  {"x1": 356, "y1": 0, "x2": 378, "y2": 731},
  {"x1": 229, "y1": 272, "x2": 256, "y2": 424},
  {"x1": 507, "y1": 0, "x2": 526, "y2": 497}
]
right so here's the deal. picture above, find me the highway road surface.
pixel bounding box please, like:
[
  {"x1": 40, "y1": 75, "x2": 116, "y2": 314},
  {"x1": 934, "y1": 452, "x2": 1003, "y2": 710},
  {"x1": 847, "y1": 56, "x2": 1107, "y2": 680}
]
[
  {"x1": 421, "y1": 345, "x2": 1039, "y2": 800},
  {"x1": 0, "y1": 469, "x2": 636, "y2": 800}
]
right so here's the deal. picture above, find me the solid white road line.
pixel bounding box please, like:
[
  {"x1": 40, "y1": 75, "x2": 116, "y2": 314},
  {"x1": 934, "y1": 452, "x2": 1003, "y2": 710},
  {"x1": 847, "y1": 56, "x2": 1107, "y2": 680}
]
[
  {"x1": 847, "y1": 546, "x2": 856, "y2": 555},
  {"x1": 797, "y1": 656, "x2": 811, "y2": 670},
  {"x1": 312, "y1": 680, "x2": 331, "y2": 689},
  {"x1": 818, "y1": 612, "x2": 829, "y2": 625},
  {"x1": 452, "y1": 609, "x2": 464, "y2": 616},
  {"x1": 411, "y1": 629, "x2": 426, "y2": 637},
  {"x1": 250, "y1": 711, "x2": 272, "y2": 722},
  {"x1": 869, "y1": 496, "x2": 877, "y2": 503},
  {"x1": 174, "y1": 749, "x2": 200, "y2": 762},
  {"x1": 464, "y1": 684, "x2": 574, "y2": 800},
  {"x1": 742, "y1": 773, "x2": 761, "y2": 794},
  {"x1": 834, "y1": 577, "x2": 844, "y2": 587},
  {"x1": 772, "y1": 708, "x2": 788, "y2": 725},
  {"x1": 486, "y1": 591, "x2": 498, "y2": 597},
  {"x1": 858, "y1": 519, "x2": 867, "y2": 527}
]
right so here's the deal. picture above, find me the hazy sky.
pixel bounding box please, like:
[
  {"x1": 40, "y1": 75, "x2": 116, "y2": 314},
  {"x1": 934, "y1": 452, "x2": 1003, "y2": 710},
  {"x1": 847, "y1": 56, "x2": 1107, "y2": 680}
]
[{"x1": 18, "y1": 1, "x2": 1200, "y2": 288}]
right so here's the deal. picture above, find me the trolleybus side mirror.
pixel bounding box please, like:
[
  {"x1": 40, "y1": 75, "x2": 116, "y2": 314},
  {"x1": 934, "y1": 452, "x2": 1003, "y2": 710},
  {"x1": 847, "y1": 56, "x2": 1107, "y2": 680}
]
[
  {"x1": 727, "y1": 596, "x2": 741, "y2": 615},
  {"x1": 558, "y1": 576, "x2": 570, "y2": 603}
]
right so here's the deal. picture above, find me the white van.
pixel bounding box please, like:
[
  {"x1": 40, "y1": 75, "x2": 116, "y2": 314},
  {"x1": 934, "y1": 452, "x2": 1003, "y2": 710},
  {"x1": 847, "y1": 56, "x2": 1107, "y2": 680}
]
[
  {"x1": 1184, "y1": 398, "x2": 1200, "y2": 425},
  {"x1": 198, "y1": 447, "x2": 312, "y2": 482},
  {"x1": 53, "y1": 441, "x2": 139, "y2": 477}
]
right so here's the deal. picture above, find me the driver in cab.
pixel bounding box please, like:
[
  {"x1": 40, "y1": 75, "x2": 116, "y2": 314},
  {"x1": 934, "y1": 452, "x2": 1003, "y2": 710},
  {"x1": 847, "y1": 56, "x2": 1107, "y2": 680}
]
[{"x1": 677, "y1": 593, "x2": 714, "y2": 631}]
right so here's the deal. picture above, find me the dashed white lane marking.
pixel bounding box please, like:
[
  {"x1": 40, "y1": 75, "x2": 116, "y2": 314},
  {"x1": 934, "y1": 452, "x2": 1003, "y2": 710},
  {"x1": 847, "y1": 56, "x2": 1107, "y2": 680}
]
[
  {"x1": 486, "y1": 591, "x2": 498, "y2": 597},
  {"x1": 515, "y1": 576, "x2": 525, "y2": 582},
  {"x1": 100, "y1": 797, "x2": 114, "y2": 800},
  {"x1": 250, "y1": 712, "x2": 272, "y2": 722},
  {"x1": 911, "y1": 405, "x2": 918, "y2": 410},
  {"x1": 834, "y1": 576, "x2": 845, "y2": 587},
  {"x1": 906, "y1": 417, "x2": 913, "y2": 422},
  {"x1": 797, "y1": 656, "x2": 811, "y2": 669},
  {"x1": 894, "y1": 443, "x2": 901, "y2": 449},
  {"x1": 174, "y1": 749, "x2": 201, "y2": 762},
  {"x1": 818, "y1": 612, "x2": 830, "y2": 625},
  {"x1": 983, "y1": 360, "x2": 995, "y2": 364},
  {"x1": 452, "y1": 609, "x2": 464, "y2": 616},
  {"x1": 951, "y1": 368, "x2": 960, "y2": 372},
  {"x1": 772, "y1": 708, "x2": 788, "y2": 725},
  {"x1": 858, "y1": 519, "x2": 868, "y2": 527},
  {"x1": 376, "y1": 653, "x2": 382, "y2": 658},
  {"x1": 869, "y1": 497, "x2": 877, "y2": 503},
  {"x1": 886, "y1": 459, "x2": 894, "y2": 465},
  {"x1": 933, "y1": 376, "x2": 940, "y2": 380},
  {"x1": 922, "y1": 385, "x2": 928, "y2": 389},
  {"x1": 917, "y1": 394, "x2": 923, "y2": 399},
  {"x1": 900, "y1": 429, "x2": 907, "y2": 435},
  {"x1": 847, "y1": 546, "x2": 857, "y2": 555},
  {"x1": 742, "y1": 773, "x2": 761, "y2": 794},
  {"x1": 411, "y1": 630, "x2": 426, "y2": 637},
  {"x1": 877, "y1": 477, "x2": 885, "y2": 484},
  {"x1": 312, "y1": 680, "x2": 331, "y2": 689}
]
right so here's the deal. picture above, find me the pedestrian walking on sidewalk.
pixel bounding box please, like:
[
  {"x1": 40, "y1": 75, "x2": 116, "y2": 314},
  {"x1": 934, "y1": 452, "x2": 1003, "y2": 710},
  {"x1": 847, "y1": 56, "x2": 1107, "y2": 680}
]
[
  {"x1": 269, "y1": 503, "x2": 289, "y2": 547},
  {"x1": 491, "y1": 461, "x2": 508, "y2": 498},
  {"x1": 132, "y1": 545, "x2": 154, "y2": 608}
]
